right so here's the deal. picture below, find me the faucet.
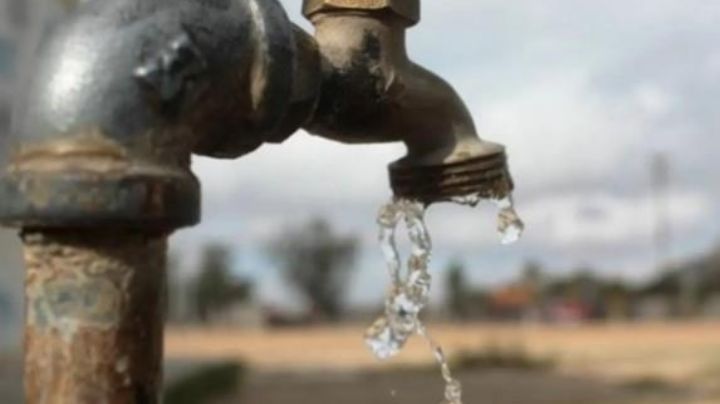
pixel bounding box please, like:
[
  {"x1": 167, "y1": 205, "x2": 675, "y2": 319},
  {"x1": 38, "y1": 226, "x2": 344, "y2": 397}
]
[
  {"x1": 0, "y1": 0, "x2": 514, "y2": 402},
  {"x1": 302, "y1": 0, "x2": 512, "y2": 203}
]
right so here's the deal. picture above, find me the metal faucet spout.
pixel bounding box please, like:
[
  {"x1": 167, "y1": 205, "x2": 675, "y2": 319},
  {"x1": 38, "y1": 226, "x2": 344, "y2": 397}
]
[{"x1": 302, "y1": 0, "x2": 514, "y2": 204}]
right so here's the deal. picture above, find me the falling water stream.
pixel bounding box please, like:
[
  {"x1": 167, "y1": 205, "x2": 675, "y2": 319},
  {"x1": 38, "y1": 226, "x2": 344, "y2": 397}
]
[{"x1": 365, "y1": 195, "x2": 524, "y2": 404}]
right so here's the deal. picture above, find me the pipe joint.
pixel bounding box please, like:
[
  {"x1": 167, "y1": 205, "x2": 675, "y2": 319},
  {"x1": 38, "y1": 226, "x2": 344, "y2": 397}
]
[{"x1": 0, "y1": 0, "x2": 318, "y2": 230}]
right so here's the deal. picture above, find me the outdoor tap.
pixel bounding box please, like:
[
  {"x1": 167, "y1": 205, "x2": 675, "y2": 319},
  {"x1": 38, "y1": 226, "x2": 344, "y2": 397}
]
[
  {"x1": 0, "y1": 0, "x2": 317, "y2": 402},
  {"x1": 0, "y1": 0, "x2": 514, "y2": 229},
  {"x1": 301, "y1": 0, "x2": 514, "y2": 204},
  {"x1": 0, "y1": 0, "x2": 515, "y2": 401},
  {"x1": 0, "y1": 0, "x2": 317, "y2": 230}
]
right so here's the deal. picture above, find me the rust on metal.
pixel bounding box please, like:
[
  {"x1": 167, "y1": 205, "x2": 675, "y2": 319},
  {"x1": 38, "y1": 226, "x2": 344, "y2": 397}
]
[
  {"x1": 9, "y1": 128, "x2": 130, "y2": 174},
  {"x1": 389, "y1": 154, "x2": 514, "y2": 204},
  {"x1": 302, "y1": 3, "x2": 514, "y2": 203},
  {"x1": 23, "y1": 230, "x2": 167, "y2": 404},
  {"x1": 302, "y1": 0, "x2": 421, "y2": 25},
  {"x1": 0, "y1": 1, "x2": 520, "y2": 402}
]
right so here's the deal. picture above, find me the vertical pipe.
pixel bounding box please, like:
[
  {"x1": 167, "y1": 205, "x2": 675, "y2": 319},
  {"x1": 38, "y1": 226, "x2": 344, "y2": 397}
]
[{"x1": 22, "y1": 230, "x2": 167, "y2": 404}]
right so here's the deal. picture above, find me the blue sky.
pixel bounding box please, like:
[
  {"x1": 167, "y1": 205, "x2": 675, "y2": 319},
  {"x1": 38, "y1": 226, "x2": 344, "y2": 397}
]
[{"x1": 1, "y1": 0, "x2": 719, "y2": 310}]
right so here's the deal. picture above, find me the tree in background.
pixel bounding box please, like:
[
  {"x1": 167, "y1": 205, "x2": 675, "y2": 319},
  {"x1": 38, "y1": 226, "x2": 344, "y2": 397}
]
[
  {"x1": 446, "y1": 260, "x2": 469, "y2": 319},
  {"x1": 269, "y1": 218, "x2": 358, "y2": 322},
  {"x1": 193, "y1": 244, "x2": 253, "y2": 323}
]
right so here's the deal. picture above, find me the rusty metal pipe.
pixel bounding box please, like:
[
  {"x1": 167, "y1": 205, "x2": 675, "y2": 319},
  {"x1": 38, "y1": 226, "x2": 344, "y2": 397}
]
[
  {"x1": 23, "y1": 230, "x2": 166, "y2": 403},
  {"x1": 0, "y1": 0, "x2": 310, "y2": 229},
  {"x1": 0, "y1": 1, "x2": 314, "y2": 402}
]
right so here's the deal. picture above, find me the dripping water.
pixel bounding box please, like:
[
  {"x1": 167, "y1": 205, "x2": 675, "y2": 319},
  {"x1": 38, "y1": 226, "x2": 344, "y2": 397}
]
[
  {"x1": 365, "y1": 198, "x2": 460, "y2": 404},
  {"x1": 452, "y1": 193, "x2": 525, "y2": 245},
  {"x1": 366, "y1": 194, "x2": 523, "y2": 404},
  {"x1": 496, "y1": 196, "x2": 524, "y2": 245}
]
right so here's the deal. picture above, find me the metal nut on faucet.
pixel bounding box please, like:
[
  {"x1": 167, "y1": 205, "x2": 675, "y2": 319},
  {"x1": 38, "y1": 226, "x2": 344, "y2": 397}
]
[{"x1": 302, "y1": 0, "x2": 420, "y2": 25}]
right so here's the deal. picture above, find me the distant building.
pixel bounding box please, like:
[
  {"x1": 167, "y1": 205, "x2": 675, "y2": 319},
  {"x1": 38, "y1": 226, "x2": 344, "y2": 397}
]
[
  {"x1": 488, "y1": 284, "x2": 536, "y2": 320},
  {"x1": 546, "y1": 299, "x2": 591, "y2": 324}
]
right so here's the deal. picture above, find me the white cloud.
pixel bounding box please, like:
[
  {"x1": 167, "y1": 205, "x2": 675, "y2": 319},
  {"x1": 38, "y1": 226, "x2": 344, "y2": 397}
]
[
  {"x1": 521, "y1": 190, "x2": 710, "y2": 247},
  {"x1": 472, "y1": 70, "x2": 651, "y2": 190},
  {"x1": 631, "y1": 85, "x2": 676, "y2": 117},
  {"x1": 193, "y1": 135, "x2": 405, "y2": 209}
]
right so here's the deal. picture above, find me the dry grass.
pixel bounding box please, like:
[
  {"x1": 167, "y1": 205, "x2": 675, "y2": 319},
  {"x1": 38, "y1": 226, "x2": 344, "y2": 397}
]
[
  {"x1": 166, "y1": 321, "x2": 720, "y2": 387},
  {"x1": 167, "y1": 321, "x2": 720, "y2": 403}
]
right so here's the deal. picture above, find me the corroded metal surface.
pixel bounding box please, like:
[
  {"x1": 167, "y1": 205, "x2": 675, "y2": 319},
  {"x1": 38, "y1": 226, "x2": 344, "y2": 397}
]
[
  {"x1": 0, "y1": 0, "x2": 519, "y2": 401},
  {"x1": 302, "y1": 7, "x2": 514, "y2": 203},
  {"x1": 302, "y1": 0, "x2": 421, "y2": 26},
  {"x1": 1, "y1": 0, "x2": 515, "y2": 220},
  {"x1": 390, "y1": 153, "x2": 513, "y2": 204},
  {"x1": 23, "y1": 231, "x2": 166, "y2": 404},
  {"x1": 0, "y1": 0, "x2": 314, "y2": 230}
]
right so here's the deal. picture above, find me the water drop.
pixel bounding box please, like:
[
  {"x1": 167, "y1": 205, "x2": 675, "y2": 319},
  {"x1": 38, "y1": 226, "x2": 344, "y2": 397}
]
[
  {"x1": 451, "y1": 192, "x2": 525, "y2": 245},
  {"x1": 417, "y1": 325, "x2": 463, "y2": 404},
  {"x1": 365, "y1": 317, "x2": 406, "y2": 360},
  {"x1": 443, "y1": 379, "x2": 463, "y2": 404},
  {"x1": 451, "y1": 194, "x2": 481, "y2": 207},
  {"x1": 369, "y1": 193, "x2": 522, "y2": 402},
  {"x1": 496, "y1": 196, "x2": 524, "y2": 245}
]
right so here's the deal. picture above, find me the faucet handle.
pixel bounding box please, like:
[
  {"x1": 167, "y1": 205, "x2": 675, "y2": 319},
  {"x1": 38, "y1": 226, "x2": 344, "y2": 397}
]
[{"x1": 302, "y1": 0, "x2": 420, "y2": 26}]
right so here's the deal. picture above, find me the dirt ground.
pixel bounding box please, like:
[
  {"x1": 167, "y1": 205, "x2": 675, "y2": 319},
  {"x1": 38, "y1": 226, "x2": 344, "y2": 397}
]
[
  {"x1": 166, "y1": 322, "x2": 720, "y2": 380},
  {"x1": 237, "y1": 368, "x2": 709, "y2": 404},
  {"x1": 2, "y1": 322, "x2": 719, "y2": 403},
  {"x1": 167, "y1": 321, "x2": 720, "y2": 404}
]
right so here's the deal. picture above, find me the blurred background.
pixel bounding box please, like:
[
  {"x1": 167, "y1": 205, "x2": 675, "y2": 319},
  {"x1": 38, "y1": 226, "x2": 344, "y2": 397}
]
[{"x1": 1, "y1": 1, "x2": 720, "y2": 403}]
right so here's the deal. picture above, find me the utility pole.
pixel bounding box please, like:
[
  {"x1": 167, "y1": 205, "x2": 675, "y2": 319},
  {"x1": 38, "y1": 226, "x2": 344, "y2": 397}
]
[
  {"x1": 651, "y1": 152, "x2": 696, "y2": 316},
  {"x1": 651, "y1": 152, "x2": 671, "y2": 274}
]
